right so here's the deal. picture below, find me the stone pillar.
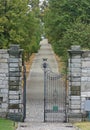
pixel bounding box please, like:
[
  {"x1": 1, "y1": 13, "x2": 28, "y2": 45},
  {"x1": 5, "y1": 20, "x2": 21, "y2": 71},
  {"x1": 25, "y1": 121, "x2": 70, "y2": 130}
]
[
  {"x1": 8, "y1": 45, "x2": 23, "y2": 121},
  {"x1": 0, "y1": 50, "x2": 9, "y2": 117},
  {"x1": 68, "y1": 46, "x2": 83, "y2": 121}
]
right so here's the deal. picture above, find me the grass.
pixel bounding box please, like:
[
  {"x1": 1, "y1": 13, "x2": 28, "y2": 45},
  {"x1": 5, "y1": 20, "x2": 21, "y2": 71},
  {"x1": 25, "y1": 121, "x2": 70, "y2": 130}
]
[
  {"x1": 75, "y1": 122, "x2": 90, "y2": 130},
  {"x1": 0, "y1": 118, "x2": 17, "y2": 130}
]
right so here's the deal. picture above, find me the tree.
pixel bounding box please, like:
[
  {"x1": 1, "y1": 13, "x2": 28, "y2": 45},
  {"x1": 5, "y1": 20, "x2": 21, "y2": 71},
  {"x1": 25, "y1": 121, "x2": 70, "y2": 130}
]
[
  {"x1": 0, "y1": 0, "x2": 30, "y2": 47},
  {"x1": 0, "y1": 0, "x2": 42, "y2": 60},
  {"x1": 44, "y1": 0, "x2": 90, "y2": 59},
  {"x1": 55, "y1": 22, "x2": 90, "y2": 57}
]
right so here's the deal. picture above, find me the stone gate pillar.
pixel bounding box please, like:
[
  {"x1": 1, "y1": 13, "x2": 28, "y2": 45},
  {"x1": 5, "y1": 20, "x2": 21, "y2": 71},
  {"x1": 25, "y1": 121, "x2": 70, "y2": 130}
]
[
  {"x1": 7, "y1": 45, "x2": 23, "y2": 121},
  {"x1": 68, "y1": 46, "x2": 83, "y2": 121}
]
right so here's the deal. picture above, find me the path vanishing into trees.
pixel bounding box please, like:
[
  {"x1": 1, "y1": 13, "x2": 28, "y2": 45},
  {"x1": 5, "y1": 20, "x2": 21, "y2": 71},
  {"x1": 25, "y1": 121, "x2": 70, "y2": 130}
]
[{"x1": 16, "y1": 39, "x2": 77, "y2": 130}]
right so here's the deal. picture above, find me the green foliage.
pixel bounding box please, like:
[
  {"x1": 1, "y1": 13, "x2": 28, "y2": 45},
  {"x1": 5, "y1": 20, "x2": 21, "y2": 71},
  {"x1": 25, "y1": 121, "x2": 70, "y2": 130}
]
[
  {"x1": 44, "y1": 0, "x2": 90, "y2": 59},
  {"x1": 61, "y1": 22, "x2": 90, "y2": 48},
  {"x1": 0, "y1": 0, "x2": 41, "y2": 60}
]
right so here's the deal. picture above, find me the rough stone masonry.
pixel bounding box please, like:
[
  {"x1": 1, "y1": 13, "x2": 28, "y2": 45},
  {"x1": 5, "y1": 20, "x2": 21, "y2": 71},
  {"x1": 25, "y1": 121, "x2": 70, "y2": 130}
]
[
  {"x1": 68, "y1": 45, "x2": 90, "y2": 121},
  {"x1": 0, "y1": 45, "x2": 24, "y2": 121},
  {"x1": 0, "y1": 44, "x2": 90, "y2": 122}
]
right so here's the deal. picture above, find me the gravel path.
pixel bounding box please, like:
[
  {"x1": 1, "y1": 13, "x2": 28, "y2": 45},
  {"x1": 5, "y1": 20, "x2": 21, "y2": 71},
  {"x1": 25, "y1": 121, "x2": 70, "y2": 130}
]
[{"x1": 16, "y1": 39, "x2": 77, "y2": 130}]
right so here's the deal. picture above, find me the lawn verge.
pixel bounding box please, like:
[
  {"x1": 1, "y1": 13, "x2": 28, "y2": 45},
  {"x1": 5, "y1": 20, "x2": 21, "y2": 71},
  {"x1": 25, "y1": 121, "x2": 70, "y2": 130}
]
[
  {"x1": 0, "y1": 118, "x2": 17, "y2": 130},
  {"x1": 75, "y1": 122, "x2": 90, "y2": 130}
]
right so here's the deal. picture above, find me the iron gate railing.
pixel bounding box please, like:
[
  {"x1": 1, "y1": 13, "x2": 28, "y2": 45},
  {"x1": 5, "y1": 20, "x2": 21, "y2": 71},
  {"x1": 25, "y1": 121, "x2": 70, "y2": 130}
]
[{"x1": 43, "y1": 59, "x2": 67, "y2": 122}]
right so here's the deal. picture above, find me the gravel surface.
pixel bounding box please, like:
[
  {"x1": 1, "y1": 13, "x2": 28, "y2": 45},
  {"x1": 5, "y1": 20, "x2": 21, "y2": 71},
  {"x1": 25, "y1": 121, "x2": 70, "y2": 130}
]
[{"x1": 16, "y1": 39, "x2": 77, "y2": 130}]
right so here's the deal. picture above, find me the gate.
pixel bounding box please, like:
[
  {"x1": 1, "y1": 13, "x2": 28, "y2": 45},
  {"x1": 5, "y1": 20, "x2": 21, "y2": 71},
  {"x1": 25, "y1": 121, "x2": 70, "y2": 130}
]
[{"x1": 43, "y1": 59, "x2": 67, "y2": 122}]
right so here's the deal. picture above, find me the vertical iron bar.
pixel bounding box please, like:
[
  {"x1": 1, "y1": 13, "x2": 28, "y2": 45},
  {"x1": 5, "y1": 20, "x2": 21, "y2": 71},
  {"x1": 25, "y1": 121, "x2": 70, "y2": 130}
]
[
  {"x1": 65, "y1": 61, "x2": 68, "y2": 122},
  {"x1": 43, "y1": 59, "x2": 47, "y2": 122},
  {"x1": 44, "y1": 68, "x2": 46, "y2": 122},
  {"x1": 22, "y1": 60, "x2": 26, "y2": 122}
]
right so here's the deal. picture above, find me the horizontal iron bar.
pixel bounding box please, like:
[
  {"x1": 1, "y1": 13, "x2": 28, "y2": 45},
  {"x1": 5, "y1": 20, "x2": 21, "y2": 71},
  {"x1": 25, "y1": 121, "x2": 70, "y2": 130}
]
[{"x1": 45, "y1": 109, "x2": 65, "y2": 113}]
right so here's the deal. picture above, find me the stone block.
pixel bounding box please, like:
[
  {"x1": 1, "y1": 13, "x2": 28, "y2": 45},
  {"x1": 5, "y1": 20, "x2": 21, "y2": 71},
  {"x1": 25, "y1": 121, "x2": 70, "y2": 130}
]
[
  {"x1": 0, "y1": 49, "x2": 7, "y2": 53},
  {"x1": 82, "y1": 61, "x2": 90, "y2": 67},
  {"x1": 81, "y1": 82, "x2": 90, "y2": 91},
  {"x1": 3, "y1": 97, "x2": 8, "y2": 102},
  {"x1": 9, "y1": 95, "x2": 19, "y2": 100},
  {"x1": 0, "y1": 94, "x2": 8, "y2": 98},
  {"x1": 0, "y1": 84, "x2": 8, "y2": 89},
  {"x1": 0, "y1": 59, "x2": 8, "y2": 63},
  {"x1": 70, "y1": 63, "x2": 81, "y2": 68},
  {"x1": 0, "y1": 112, "x2": 7, "y2": 117},
  {"x1": 0, "y1": 80, "x2": 8, "y2": 85},
  {"x1": 81, "y1": 92, "x2": 90, "y2": 97},
  {"x1": 9, "y1": 81, "x2": 20, "y2": 86},
  {"x1": 9, "y1": 58, "x2": 19, "y2": 63},
  {"x1": 0, "y1": 77, "x2": 8, "y2": 80},
  {"x1": 9, "y1": 91, "x2": 21, "y2": 95},
  {"x1": 70, "y1": 73, "x2": 81, "y2": 77},
  {"x1": 81, "y1": 72, "x2": 90, "y2": 77},
  {"x1": 1, "y1": 89, "x2": 8, "y2": 94},
  {"x1": 8, "y1": 104, "x2": 19, "y2": 109},
  {"x1": 0, "y1": 69, "x2": 8, "y2": 73},
  {"x1": 10, "y1": 68, "x2": 20, "y2": 72},
  {"x1": 69, "y1": 82, "x2": 81, "y2": 86},
  {"x1": 9, "y1": 109, "x2": 19, "y2": 113},
  {"x1": 82, "y1": 51, "x2": 90, "y2": 58},
  {"x1": 81, "y1": 97, "x2": 86, "y2": 101},
  {"x1": 9, "y1": 86, "x2": 19, "y2": 91},
  {"x1": 70, "y1": 68, "x2": 81, "y2": 72},
  {"x1": 0, "y1": 108, "x2": 7, "y2": 113},
  {"x1": 81, "y1": 77, "x2": 87, "y2": 81},
  {"x1": 0, "y1": 54, "x2": 9, "y2": 59},
  {"x1": 81, "y1": 77, "x2": 90, "y2": 81},
  {"x1": 71, "y1": 59, "x2": 81, "y2": 63},
  {"x1": 0, "y1": 63, "x2": 8, "y2": 69},
  {"x1": 70, "y1": 78, "x2": 81, "y2": 82},
  {"x1": 70, "y1": 110, "x2": 81, "y2": 113},
  {"x1": 9, "y1": 72, "x2": 21, "y2": 77},
  {"x1": 9, "y1": 77, "x2": 20, "y2": 81},
  {"x1": 82, "y1": 58, "x2": 90, "y2": 61},
  {"x1": 70, "y1": 100, "x2": 81, "y2": 105},
  {"x1": 70, "y1": 96, "x2": 81, "y2": 100},
  {"x1": 9, "y1": 63, "x2": 19, "y2": 67},
  {"x1": 0, "y1": 73, "x2": 7, "y2": 77},
  {"x1": 82, "y1": 68, "x2": 90, "y2": 74},
  {"x1": 2, "y1": 103, "x2": 8, "y2": 108},
  {"x1": 71, "y1": 104, "x2": 81, "y2": 109},
  {"x1": 9, "y1": 100, "x2": 21, "y2": 104}
]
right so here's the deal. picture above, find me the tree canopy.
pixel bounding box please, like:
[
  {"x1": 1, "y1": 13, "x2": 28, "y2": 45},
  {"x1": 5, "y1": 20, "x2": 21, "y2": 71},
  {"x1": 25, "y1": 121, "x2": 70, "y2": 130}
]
[
  {"x1": 0, "y1": 0, "x2": 42, "y2": 60},
  {"x1": 1, "y1": 0, "x2": 90, "y2": 61},
  {"x1": 44, "y1": 0, "x2": 90, "y2": 60}
]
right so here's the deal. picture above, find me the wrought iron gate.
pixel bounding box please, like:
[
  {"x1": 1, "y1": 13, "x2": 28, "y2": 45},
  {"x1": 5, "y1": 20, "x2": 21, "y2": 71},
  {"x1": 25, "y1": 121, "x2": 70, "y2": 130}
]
[{"x1": 43, "y1": 60, "x2": 66, "y2": 122}]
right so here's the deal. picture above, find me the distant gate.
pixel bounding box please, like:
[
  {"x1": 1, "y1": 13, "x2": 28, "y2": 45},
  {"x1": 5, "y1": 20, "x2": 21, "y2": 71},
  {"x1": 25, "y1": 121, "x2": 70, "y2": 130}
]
[{"x1": 43, "y1": 59, "x2": 66, "y2": 122}]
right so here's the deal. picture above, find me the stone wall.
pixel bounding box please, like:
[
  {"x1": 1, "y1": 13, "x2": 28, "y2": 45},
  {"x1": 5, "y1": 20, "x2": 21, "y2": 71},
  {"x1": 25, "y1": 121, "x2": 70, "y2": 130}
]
[
  {"x1": 81, "y1": 51, "x2": 90, "y2": 112},
  {"x1": 0, "y1": 50, "x2": 9, "y2": 117}
]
